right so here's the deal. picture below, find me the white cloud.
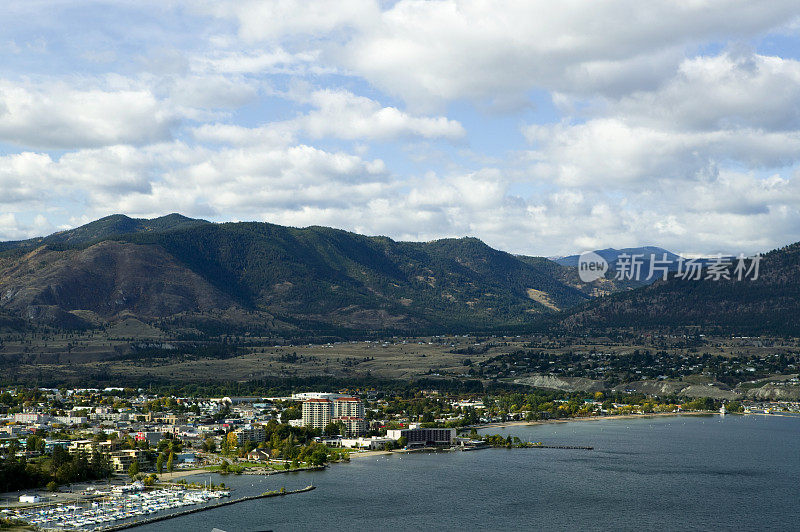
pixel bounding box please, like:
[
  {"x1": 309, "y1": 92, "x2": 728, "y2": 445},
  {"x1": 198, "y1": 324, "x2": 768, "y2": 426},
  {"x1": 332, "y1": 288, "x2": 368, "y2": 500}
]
[
  {"x1": 203, "y1": 0, "x2": 379, "y2": 42},
  {"x1": 337, "y1": 0, "x2": 800, "y2": 107},
  {"x1": 164, "y1": 74, "x2": 260, "y2": 109},
  {"x1": 297, "y1": 89, "x2": 465, "y2": 141},
  {"x1": 612, "y1": 53, "x2": 800, "y2": 131},
  {"x1": 194, "y1": 48, "x2": 324, "y2": 75},
  {"x1": 1, "y1": 141, "x2": 392, "y2": 222},
  {"x1": 4, "y1": 1, "x2": 800, "y2": 259},
  {"x1": 0, "y1": 80, "x2": 180, "y2": 149},
  {"x1": 192, "y1": 89, "x2": 465, "y2": 144}
]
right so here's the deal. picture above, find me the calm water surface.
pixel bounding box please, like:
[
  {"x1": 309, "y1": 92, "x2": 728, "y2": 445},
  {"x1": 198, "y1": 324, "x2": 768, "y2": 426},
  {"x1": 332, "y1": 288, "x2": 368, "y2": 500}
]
[{"x1": 133, "y1": 414, "x2": 799, "y2": 531}]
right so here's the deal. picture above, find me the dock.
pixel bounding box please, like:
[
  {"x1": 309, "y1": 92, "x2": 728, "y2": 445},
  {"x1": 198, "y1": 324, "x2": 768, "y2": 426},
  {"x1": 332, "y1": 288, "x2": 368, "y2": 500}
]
[{"x1": 98, "y1": 485, "x2": 316, "y2": 531}]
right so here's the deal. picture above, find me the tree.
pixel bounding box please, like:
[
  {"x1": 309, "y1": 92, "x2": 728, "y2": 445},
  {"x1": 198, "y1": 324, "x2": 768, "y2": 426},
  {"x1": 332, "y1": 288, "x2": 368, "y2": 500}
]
[
  {"x1": 167, "y1": 451, "x2": 175, "y2": 473},
  {"x1": 225, "y1": 433, "x2": 238, "y2": 455},
  {"x1": 202, "y1": 437, "x2": 216, "y2": 453},
  {"x1": 128, "y1": 460, "x2": 139, "y2": 479},
  {"x1": 156, "y1": 454, "x2": 164, "y2": 474},
  {"x1": 281, "y1": 407, "x2": 301, "y2": 423},
  {"x1": 46, "y1": 481, "x2": 59, "y2": 492},
  {"x1": 309, "y1": 448, "x2": 328, "y2": 466}
]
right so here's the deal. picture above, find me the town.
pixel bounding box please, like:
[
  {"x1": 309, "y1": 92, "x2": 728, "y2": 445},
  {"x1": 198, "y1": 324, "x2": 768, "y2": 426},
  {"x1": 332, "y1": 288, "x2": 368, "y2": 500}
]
[
  {"x1": 1, "y1": 385, "x2": 798, "y2": 493},
  {"x1": 0, "y1": 380, "x2": 797, "y2": 529}
]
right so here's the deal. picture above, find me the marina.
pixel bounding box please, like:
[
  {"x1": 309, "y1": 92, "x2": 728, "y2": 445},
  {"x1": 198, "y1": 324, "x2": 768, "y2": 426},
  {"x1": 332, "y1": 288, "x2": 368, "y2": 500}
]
[{"x1": 7, "y1": 485, "x2": 230, "y2": 531}]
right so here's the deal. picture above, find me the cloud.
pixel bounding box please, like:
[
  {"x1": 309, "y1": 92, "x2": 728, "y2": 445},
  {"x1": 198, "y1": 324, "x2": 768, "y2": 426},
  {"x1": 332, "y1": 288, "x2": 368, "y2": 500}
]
[
  {"x1": 4, "y1": 1, "x2": 800, "y2": 259},
  {"x1": 203, "y1": 0, "x2": 379, "y2": 42},
  {"x1": 0, "y1": 80, "x2": 179, "y2": 149},
  {"x1": 164, "y1": 74, "x2": 260, "y2": 109},
  {"x1": 0, "y1": 140, "x2": 391, "y2": 220},
  {"x1": 0, "y1": 146, "x2": 158, "y2": 210},
  {"x1": 524, "y1": 119, "x2": 800, "y2": 187},
  {"x1": 612, "y1": 53, "x2": 800, "y2": 132},
  {"x1": 336, "y1": 0, "x2": 800, "y2": 107},
  {"x1": 193, "y1": 48, "x2": 324, "y2": 75},
  {"x1": 193, "y1": 89, "x2": 465, "y2": 143},
  {"x1": 296, "y1": 89, "x2": 465, "y2": 141}
]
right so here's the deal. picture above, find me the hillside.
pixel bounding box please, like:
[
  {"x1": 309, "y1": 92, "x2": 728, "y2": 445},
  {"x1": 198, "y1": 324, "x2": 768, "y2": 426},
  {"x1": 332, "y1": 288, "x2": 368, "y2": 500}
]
[
  {"x1": 562, "y1": 243, "x2": 800, "y2": 335},
  {"x1": 0, "y1": 241, "x2": 241, "y2": 329},
  {"x1": 0, "y1": 216, "x2": 591, "y2": 335},
  {"x1": 516, "y1": 255, "x2": 640, "y2": 297}
]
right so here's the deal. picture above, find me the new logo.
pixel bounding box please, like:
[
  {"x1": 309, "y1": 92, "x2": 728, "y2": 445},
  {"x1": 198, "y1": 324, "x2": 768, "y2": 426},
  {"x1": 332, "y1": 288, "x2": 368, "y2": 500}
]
[{"x1": 578, "y1": 251, "x2": 608, "y2": 282}]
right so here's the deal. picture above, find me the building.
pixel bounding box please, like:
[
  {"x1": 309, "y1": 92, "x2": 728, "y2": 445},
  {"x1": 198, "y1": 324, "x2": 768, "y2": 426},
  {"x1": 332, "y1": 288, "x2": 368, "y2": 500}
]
[
  {"x1": 52, "y1": 415, "x2": 88, "y2": 426},
  {"x1": 44, "y1": 440, "x2": 70, "y2": 453},
  {"x1": 301, "y1": 395, "x2": 366, "y2": 437},
  {"x1": 68, "y1": 439, "x2": 97, "y2": 455},
  {"x1": 14, "y1": 413, "x2": 50, "y2": 424},
  {"x1": 246, "y1": 449, "x2": 271, "y2": 462},
  {"x1": 292, "y1": 392, "x2": 346, "y2": 401},
  {"x1": 110, "y1": 449, "x2": 149, "y2": 473},
  {"x1": 339, "y1": 436, "x2": 394, "y2": 450},
  {"x1": 134, "y1": 431, "x2": 163, "y2": 446},
  {"x1": 333, "y1": 397, "x2": 365, "y2": 418},
  {"x1": 302, "y1": 399, "x2": 333, "y2": 430},
  {"x1": 68, "y1": 439, "x2": 122, "y2": 455},
  {"x1": 234, "y1": 426, "x2": 266, "y2": 446},
  {"x1": 336, "y1": 417, "x2": 367, "y2": 437},
  {"x1": 386, "y1": 427, "x2": 456, "y2": 447}
]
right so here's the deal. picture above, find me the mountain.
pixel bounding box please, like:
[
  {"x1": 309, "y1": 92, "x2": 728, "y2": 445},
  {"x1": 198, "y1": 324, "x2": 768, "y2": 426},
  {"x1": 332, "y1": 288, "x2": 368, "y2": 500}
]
[
  {"x1": 517, "y1": 255, "x2": 640, "y2": 297},
  {"x1": 553, "y1": 246, "x2": 680, "y2": 268},
  {"x1": 0, "y1": 240, "x2": 240, "y2": 329},
  {"x1": 0, "y1": 216, "x2": 591, "y2": 335},
  {"x1": 0, "y1": 213, "x2": 209, "y2": 252},
  {"x1": 561, "y1": 243, "x2": 800, "y2": 335},
  {"x1": 551, "y1": 246, "x2": 720, "y2": 287}
]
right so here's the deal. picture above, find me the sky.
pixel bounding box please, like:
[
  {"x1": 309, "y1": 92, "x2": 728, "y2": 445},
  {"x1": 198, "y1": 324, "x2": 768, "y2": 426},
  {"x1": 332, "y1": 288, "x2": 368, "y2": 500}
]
[{"x1": 2, "y1": 1, "x2": 800, "y2": 257}]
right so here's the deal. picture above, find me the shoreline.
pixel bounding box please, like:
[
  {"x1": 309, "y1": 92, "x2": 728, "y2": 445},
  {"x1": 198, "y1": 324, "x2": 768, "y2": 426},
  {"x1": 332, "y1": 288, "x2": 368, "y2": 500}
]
[{"x1": 467, "y1": 411, "x2": 720, "y2": 431}]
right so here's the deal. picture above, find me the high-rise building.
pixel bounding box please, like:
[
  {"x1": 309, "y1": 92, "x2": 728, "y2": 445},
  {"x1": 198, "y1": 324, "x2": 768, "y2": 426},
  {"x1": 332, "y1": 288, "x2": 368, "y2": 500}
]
[
  {"x1": 302, "y1": 398, "x2": 333, "y2": 430},
  {"x1": 301, "y1": 395, "x2": 366, "y2": 436},
  {"x1": 333, "y1": 397, "x2": 365, "y2": 418}
]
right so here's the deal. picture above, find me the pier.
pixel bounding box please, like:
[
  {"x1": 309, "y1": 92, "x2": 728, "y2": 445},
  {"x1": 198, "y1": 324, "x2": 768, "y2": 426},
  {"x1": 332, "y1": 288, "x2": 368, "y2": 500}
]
[{"x1": 98, "y1": 485, "x2": 316, "y2": 531}]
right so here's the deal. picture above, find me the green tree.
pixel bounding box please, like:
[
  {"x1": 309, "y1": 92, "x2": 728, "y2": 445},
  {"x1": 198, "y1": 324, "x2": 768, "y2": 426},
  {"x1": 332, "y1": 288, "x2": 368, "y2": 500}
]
[
  {"x1": 167, "y1": 451, "x2": 175, "y2": 473},
  {"x1": 202, "y1": 437, "x2": 216, "y2": 453},
  {"x1": 156, "y1": 454, "x2": 164, "y2": 474},
  {"x1": 128, "y1": 460, "x2": 139, "y2": 479}
]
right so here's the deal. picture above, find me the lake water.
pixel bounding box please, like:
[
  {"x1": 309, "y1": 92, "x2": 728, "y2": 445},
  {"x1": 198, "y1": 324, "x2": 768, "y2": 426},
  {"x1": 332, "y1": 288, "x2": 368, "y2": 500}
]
[{"x1": 132, "y1": 414, "x2": 800, "y2": 531}]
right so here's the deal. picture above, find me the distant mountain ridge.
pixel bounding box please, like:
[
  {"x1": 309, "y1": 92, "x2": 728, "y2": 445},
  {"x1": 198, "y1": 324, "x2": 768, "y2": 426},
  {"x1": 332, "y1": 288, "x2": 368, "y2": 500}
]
[
  {"x1": 561, "y1": 242, "x2": 800, "y2": 335},
  {"x1": 0, "y1": 215, "x2": 593, "y2": 335},
  {"x1": 1, "y1": 216, "x2": 796, "y2": 337},
  {"x1": 0, "y1": 214, "x2": 209, "y2": 252},
  {"x1": 553, "y1": 246, "x2": 681, "y2": 268}
]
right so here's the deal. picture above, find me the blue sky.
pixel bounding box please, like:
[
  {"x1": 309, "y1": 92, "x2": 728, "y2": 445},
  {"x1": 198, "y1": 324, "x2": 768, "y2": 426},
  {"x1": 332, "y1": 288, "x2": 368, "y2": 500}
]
[{"x1": 2, "y1": 1, "x2": 800, "y2": 256}]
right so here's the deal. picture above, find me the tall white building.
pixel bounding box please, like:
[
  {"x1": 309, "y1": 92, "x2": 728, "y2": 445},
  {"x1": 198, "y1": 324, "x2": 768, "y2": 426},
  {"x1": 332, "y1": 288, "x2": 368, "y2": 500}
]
[
  {"x1": 333, "y1": 397, "x2": 365, "y2": 418},
  {"x1": 302, "y1": 398, "x2": 333, "y2": 430},
  {"x1": 301, "y1": 395, "x2": 366, "y2": 436}
]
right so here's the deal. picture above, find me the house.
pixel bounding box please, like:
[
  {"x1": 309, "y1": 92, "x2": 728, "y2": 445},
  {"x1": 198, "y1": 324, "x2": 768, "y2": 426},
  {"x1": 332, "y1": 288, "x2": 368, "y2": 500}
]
[{"x1": 246, "y1": 449, "x2": 271, "y2": 462}]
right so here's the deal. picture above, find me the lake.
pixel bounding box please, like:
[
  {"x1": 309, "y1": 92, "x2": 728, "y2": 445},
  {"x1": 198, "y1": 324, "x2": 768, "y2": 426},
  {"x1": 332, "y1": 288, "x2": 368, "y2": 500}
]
[{"x1": 132, "y1": 414, "x2": 800, "y2": 531}]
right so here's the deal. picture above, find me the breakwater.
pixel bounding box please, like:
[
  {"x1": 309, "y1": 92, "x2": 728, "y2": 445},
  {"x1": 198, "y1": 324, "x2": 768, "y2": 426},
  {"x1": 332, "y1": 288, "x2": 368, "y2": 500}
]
[{"x1": 240, "y1": 465, "x2": 326, "y2": 475}]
